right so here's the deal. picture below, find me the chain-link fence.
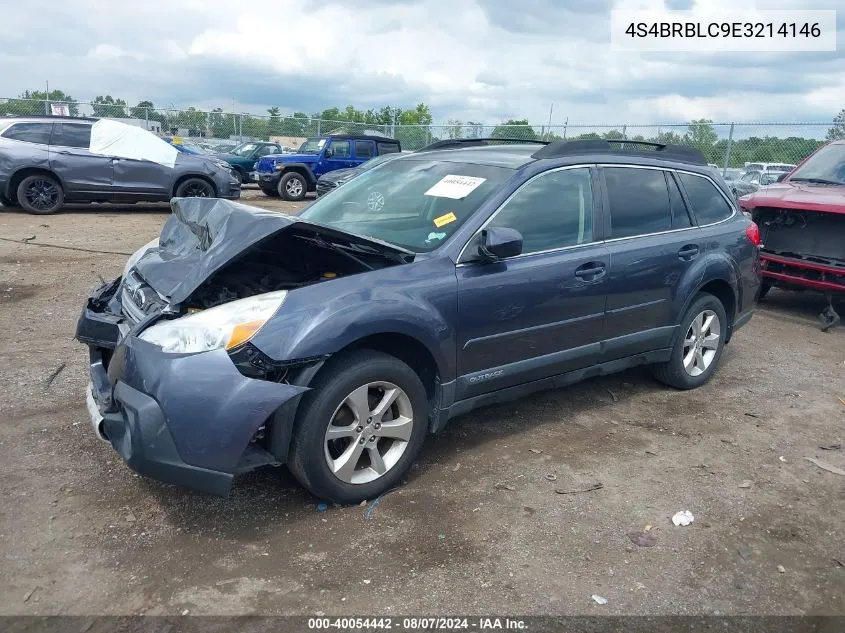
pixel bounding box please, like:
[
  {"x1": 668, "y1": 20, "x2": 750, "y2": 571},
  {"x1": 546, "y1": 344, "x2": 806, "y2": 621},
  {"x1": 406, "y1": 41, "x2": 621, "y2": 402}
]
[{"x1": 0, "y1": 97, "x2": 835, "y2": 169}]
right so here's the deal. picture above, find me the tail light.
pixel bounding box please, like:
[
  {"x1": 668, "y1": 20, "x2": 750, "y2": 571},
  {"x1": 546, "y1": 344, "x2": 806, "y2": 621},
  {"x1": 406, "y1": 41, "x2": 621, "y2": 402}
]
[{"x1": 745, "y1": 222, "x2": 761, "y2": 246}]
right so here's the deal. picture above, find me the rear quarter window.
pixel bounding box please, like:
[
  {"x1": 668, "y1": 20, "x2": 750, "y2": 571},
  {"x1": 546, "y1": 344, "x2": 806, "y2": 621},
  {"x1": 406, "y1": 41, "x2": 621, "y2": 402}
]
[
  {"x1": 377, "y1": 142, "x2": 400, "y2": 155},
  {"x1": 677, "y1": 172, "x2": 734, "y2": 225},
  {"x1": 2, "y1": 122, "x2": 53, "y2": 145}
]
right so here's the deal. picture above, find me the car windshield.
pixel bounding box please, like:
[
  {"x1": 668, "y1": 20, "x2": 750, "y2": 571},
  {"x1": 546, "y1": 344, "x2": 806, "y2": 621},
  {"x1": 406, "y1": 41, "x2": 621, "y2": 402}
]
[
  {"x1": 789, "y1": 143, "x2": 845, "y2": 185},
  {"x1": 740, "y1": 171, "x2": 760, "y2": 182},
  {"x1": 229, "y1": 143, "x2": 259, "y2": 156},
  {"x1": 298, "y1": 137, "x2": 327, "y2": 154},
  {"x1": 299, "y1": 158, "x2": 514, "y2": 253}
]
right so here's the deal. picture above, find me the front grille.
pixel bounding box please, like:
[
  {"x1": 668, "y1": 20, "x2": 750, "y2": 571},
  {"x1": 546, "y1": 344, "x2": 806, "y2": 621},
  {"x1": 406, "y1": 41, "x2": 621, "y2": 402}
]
[
  {"x1": 316, "y1": 180, "x2": 336, "y2": 197},
  {"x1": 256, "y1": 157, "x2": 276, "y2": 172}
]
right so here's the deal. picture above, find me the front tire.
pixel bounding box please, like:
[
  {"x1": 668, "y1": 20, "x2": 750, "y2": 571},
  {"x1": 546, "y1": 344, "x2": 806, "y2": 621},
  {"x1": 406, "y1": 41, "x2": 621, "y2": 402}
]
[
  {"x1": 278, "y1": 172, "x2": 307, "y2": 201},
  {"x1": 758, "y1": 280, "x2": 772, "y2": 301},
  {"x1": 652, "y1": 293, "x2": 728, "y2": 390},
  {"x1": 287, "y1": 350, "x2": 429, "y2": 504},
  {"x1": 259, "y1": 185, "x2": 279, "y2": 197},
  {"x1": 17, "y1": 175, "x2": 64, "y2": 214},
  {"x1": 175, "y1": 177, "x2": 215, "y2": 198}
]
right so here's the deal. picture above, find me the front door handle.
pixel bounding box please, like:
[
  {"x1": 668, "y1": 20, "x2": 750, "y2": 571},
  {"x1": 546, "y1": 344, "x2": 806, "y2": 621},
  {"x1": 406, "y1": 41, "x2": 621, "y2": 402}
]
[
  {"x1": 678, "y1": 244, "x2": 700, "y2": 261},
  {"x1": 574, "y1": 261, "x2": 607, "y2": 281}
]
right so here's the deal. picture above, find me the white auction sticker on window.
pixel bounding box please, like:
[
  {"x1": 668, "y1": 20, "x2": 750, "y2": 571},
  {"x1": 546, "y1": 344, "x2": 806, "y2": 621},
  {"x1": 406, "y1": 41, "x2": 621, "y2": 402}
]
[{"x1": 424, "y1": 175, "x2": 486, "y2": 199}]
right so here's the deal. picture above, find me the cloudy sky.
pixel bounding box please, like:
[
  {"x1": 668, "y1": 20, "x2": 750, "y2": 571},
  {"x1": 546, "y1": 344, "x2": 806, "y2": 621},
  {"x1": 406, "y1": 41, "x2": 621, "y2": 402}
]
[{"x1": 0, "y1": 0, "x2": 842, "y2": 126}]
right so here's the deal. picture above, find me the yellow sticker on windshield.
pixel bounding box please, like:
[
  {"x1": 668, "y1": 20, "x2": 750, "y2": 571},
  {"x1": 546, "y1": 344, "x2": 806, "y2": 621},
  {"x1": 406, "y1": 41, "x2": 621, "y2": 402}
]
[{"x1": 433, "y1": 211, "x2": 457, "y2": 228}]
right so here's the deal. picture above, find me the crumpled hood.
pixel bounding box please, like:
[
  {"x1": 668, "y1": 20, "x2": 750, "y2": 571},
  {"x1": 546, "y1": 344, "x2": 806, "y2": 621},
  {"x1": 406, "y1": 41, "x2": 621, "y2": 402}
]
[
  {"x1": 132, "y1": 197, "x2": 411, "y2": 304},
  {"x1": 742, "y1": 182, "x2": 845, "y2": 214},
  {"x1": 319, "y1": 167, "x2": 360, "y2": 183}
]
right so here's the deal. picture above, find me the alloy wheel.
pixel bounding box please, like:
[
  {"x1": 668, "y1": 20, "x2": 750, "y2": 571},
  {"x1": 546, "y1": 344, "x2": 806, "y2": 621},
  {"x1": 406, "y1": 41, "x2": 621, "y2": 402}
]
[
  {"x1": 682, "y1": 310, "x2": 721, "y2": 377},
  {"x1": 285, "y1": 178, "x2": 304, "y2": 198},
  {"x1": 324, "y1": 381, "x2": 414, "y2": 484},
  {"x1": 25, "y1": 179, "x2": 59, "y2": 212}
]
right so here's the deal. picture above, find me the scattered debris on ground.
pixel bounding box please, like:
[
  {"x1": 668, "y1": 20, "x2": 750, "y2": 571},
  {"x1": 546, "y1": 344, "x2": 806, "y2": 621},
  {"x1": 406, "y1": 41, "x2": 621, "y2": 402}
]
[
  {"x1": 804, "y1": 457, "x2": 845, "y2": 476},
  {"x1": 672, "y1": 510, "x2": 695, "y2": 527},
  {"x1": 554, "y1": 482, "x2": 603, "y2": 495}
]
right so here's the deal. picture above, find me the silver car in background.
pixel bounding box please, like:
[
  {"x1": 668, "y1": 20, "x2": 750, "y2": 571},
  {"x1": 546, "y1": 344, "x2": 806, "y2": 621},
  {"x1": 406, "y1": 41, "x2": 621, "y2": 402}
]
[{"x1": 0, "y1": 116, "x2": 240, "y2": 214}]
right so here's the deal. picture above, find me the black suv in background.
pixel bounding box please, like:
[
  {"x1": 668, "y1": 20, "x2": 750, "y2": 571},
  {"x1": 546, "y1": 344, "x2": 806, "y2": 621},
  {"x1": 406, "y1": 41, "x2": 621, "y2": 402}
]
[{"x1": 0, "y1": 116, "x2": 239, "y2": 214}]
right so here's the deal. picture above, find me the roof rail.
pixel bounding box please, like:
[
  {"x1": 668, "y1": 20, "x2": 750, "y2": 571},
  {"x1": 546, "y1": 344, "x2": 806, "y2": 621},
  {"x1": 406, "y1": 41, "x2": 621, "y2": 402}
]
[
  {"x1": 531, "y1": 139, "x2": 707, "y2": 165},
  {"x1": 2, "y1": 113, "x2": 98, "y2": 122},
  {"x1": 418, "y1": 137, "x2": 550, "y2": 152}
]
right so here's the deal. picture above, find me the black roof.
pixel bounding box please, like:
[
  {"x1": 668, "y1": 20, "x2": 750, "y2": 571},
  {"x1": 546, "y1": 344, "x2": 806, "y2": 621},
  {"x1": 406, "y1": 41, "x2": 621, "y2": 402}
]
[
  {"x1": 411, "y1": 137, "x2": 708, "y2": 169},
  {"x1": 532, "y1": 139, "x2": 706, "y2": 165},
  {"x1": 320, "y1": 134, "x2": 399, "y2": 143}
]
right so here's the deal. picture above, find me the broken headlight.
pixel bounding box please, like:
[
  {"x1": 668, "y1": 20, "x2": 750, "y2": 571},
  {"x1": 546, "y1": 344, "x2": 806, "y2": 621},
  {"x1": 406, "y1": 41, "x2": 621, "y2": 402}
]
[{"x1": 139, "y1": 290, "x2": 287, "y2": 354}]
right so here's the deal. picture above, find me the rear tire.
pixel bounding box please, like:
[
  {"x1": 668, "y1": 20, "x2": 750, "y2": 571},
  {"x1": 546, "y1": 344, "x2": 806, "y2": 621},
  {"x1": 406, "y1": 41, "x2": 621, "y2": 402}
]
[
  {"x1": 17, "y1": 175, "x2": 64, "y2": 214},
  {"x1": 175, "y1": 177, "x2": 215, "y2": 198},
  {"x1": 287, "y1": 350, "x2": 429, "y2": 504},
  {"x1": 758, "y1": 280, "x2": 772, "y2": 301},
  {"x1": 652, "y1": 293, "x2": 728, "y2": 390},
  {"x1": 278, "y1": 172, "x2": 307, "y2": 201}
]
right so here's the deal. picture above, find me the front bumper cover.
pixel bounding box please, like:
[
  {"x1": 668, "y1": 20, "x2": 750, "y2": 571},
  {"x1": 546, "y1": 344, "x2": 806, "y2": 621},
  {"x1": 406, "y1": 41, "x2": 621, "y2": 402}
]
[{"x1": 77, "y1": 282, "x2": 307, "y2": 495}]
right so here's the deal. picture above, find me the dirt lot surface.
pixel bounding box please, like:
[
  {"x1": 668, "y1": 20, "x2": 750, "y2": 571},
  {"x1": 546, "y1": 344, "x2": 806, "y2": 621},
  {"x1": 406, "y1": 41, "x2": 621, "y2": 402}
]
[{"x1": 1, "y1": 187, "x2": 843, "y2": 616}]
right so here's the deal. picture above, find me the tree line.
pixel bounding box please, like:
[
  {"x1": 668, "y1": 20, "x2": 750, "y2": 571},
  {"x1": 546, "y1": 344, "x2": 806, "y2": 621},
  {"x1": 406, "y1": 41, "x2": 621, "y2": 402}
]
[{"x1": 1, "y1": 88, "x2": 842, "y2": 161}]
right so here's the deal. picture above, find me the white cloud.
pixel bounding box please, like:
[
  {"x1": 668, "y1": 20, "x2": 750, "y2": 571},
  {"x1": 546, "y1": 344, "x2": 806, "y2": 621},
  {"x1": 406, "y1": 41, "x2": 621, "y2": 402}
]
[{"x1": 0, "y1": 0, "x2": 842, "y2": 125}]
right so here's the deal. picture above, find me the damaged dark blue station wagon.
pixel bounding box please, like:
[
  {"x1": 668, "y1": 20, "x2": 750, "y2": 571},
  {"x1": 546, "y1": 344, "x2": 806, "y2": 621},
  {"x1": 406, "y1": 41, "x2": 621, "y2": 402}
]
[{"x1": 76, "y1": 139, "x2": 762, "y2": 503}]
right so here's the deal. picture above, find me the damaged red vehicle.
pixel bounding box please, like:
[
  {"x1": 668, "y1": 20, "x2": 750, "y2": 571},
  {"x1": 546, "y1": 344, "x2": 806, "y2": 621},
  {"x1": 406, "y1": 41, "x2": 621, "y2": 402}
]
[{"x1": 739, "y1": 139, "x2": 845, "y2": 330}]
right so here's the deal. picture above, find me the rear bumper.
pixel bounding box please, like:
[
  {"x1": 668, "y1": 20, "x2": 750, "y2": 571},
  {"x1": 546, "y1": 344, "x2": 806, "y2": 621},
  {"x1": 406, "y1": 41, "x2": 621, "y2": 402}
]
[
  {"x1": 76, "y1": 283, "x2": 308, "y2": 495},
  {"x1": 761, "y1": 252, "x2": 845, "y2": 293}
]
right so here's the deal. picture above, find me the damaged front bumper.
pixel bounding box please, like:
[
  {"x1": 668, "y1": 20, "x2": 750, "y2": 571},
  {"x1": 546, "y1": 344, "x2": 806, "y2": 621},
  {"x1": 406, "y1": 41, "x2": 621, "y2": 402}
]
[{"x1": 76, "y1": 279, "x2": 307, "y2": 496}]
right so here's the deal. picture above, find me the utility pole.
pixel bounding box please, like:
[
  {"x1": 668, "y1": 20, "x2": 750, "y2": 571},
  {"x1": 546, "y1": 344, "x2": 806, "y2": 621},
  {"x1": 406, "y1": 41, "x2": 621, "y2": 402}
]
[
  {"x1": 546, "y1": 103, "x2": 554, "y2": 139},
  {"x1": 45, "y1": 80, "x2": 49, "y2": 115}
]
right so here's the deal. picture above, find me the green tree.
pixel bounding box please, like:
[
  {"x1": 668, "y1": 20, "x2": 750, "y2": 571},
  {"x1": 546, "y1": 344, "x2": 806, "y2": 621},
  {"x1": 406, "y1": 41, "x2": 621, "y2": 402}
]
[
  {"x1": 0, "y1": 89, "x2": 79, "y2": 116},
  {"x1": 601, "y1": 129, "x2": 626, "y2": 140},
  {"x1": 684, "y1": 119, "x2": 719, "y2": 161},
  {"x1": 209, "y1": 108, "x2": 236, "y2": 138},
  {"x1": 445, "y1": 119, "x2": 463, "y2": 139},
  {"x1": 491, "y1": 119, "x2": 537, "y2": 140},
  {"x1": 129, "y1": 100, "x2": 166, "y2": 125},
  {"x1": 655, "y1": 130, "x2": 683, "y2": 145},
  {"x1": 91, "y1": 95, "x2": 128, "y2": 118},
  {"x1": 826, "y1": 109, "x2": 845, "y2": 141}
]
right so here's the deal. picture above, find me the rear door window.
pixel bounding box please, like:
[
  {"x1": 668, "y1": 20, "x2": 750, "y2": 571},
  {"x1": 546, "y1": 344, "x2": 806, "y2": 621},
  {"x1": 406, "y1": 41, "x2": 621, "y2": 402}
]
[
  {"x1": 677, "y1": 172, "x2": 734, "y2": 225},
  {"x1": 604, "y1": 167, "x2": 672, "y2": 239},
  {"x1": 355, "y1": 141, "x2": 374, "y2": 159},
  {"x1": 2, "y1": 122, "x2": 53, "y2": 145},
  {"x1": 51, "y1": 123, "x2": 92, "y2": 148}
]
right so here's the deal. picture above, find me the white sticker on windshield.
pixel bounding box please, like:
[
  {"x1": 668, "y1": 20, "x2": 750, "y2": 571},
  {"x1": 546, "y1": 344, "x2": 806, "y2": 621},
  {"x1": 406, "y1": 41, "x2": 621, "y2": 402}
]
[{"x1": 424, "y1": 175, "x2": 486, "y2": 199}]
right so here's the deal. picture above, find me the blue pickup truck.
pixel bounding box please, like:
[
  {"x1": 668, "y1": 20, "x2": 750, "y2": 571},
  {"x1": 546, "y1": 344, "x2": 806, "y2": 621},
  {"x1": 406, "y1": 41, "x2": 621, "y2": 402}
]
[{"x1": 252, "y1": 134, "x2": 401, "y2": 200}]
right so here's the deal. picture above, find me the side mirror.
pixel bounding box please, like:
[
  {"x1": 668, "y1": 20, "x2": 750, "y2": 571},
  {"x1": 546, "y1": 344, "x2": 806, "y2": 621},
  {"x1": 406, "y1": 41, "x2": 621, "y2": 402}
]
[
  {"x1": 478, "y1": 227, "x2": 523, "y2": 261},
  {"x1": 776, "y1": 173, "x2": 787, "y2": 183}
]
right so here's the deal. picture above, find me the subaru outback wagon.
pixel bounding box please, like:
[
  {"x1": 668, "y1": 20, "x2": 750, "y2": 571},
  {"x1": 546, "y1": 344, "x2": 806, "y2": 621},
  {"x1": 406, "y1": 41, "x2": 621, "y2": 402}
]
[{"x1": 77, "y1": 139, "x2": 762, "y2": 503}]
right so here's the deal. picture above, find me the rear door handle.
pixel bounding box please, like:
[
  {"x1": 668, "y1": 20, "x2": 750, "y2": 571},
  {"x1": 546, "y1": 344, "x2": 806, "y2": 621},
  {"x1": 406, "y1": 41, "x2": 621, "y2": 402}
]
[
  {"x1": 574, "y1": 261, "x2": 607, "y2": 281},
  {"x1": 678, "y1": 244, "x2": 700, "y2": 261}
]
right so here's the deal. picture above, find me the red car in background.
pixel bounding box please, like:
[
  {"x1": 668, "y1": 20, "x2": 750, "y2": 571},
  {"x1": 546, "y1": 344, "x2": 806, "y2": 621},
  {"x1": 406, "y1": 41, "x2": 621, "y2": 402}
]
[{"x1": 739, "y1": 139, "x2": 845, "y2": 330}]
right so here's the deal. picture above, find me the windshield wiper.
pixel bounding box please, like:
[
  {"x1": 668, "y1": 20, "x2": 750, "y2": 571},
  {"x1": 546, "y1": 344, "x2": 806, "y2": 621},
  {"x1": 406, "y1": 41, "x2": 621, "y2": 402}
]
[
  {"x1": 298, "y1": 233, "x2": 375, "y2": 270},
  {"x1": 790, "y1": 177, "x2": 843, "y2": 185}
]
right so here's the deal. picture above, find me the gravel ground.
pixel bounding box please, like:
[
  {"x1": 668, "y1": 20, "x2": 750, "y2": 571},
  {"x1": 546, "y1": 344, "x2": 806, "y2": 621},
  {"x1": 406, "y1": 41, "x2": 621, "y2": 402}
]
[{"x1": 1, "y1": 189, "x2": 843, "y2": 616}]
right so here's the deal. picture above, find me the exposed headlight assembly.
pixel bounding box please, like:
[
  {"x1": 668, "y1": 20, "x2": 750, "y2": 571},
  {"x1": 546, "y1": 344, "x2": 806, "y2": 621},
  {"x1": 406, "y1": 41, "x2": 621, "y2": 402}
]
[{"x1": 139, "y1": 290, "x2": 288, "y2": 354}]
